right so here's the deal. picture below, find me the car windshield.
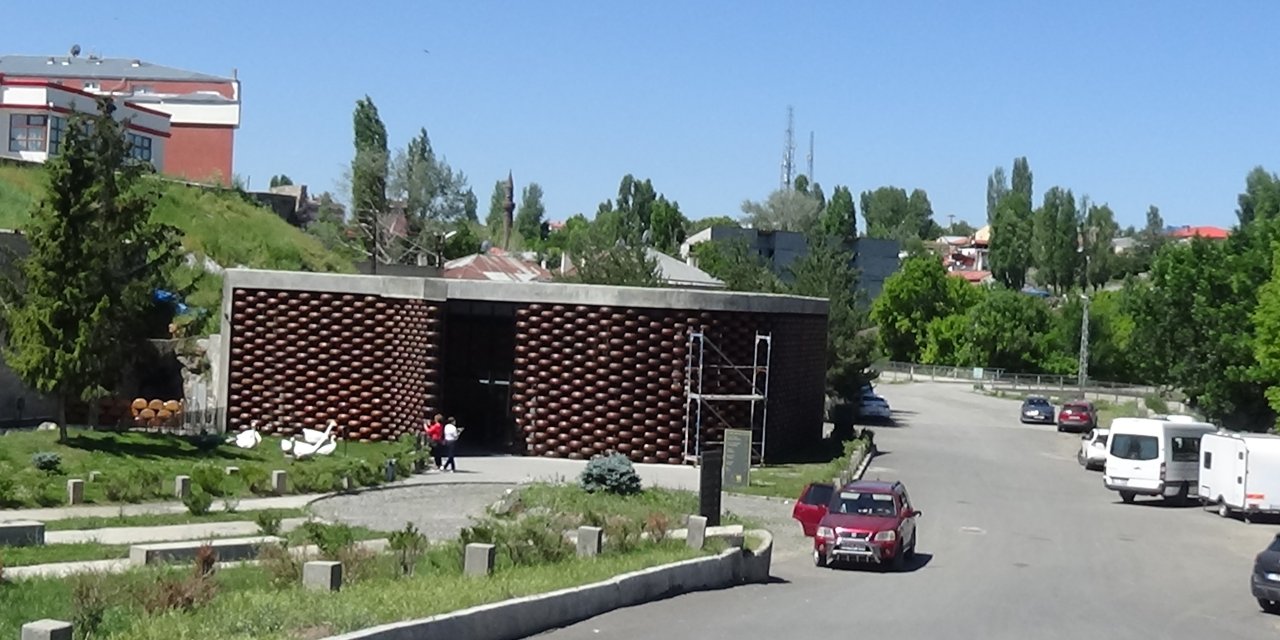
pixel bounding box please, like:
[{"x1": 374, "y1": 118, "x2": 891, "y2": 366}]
[
  {"x1": 832, "y1": 491, "x2": 897, "y2": 517},
  {"x1": 1269, "y1": 537, "x2": 1280, "y2": 553},
  {"x1": 1026, "y1": 398, "x2": 1050, "y2": 406},
  {"x1": 1111, "y1": 434, "x2": 1158, "y2": 461}
]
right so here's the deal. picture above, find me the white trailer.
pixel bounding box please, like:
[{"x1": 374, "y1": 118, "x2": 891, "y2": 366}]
[{"x1": 1199, "y1": 431, "x2": 1280, "y2": 521}]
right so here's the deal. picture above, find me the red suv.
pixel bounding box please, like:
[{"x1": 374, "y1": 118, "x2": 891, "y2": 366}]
[
  {"x1": 792, "y1": 479, "x2": 921, "y2": 571},
  {"x1": 1057, "y1": 400, "x2": 1097, "y2": 433}
]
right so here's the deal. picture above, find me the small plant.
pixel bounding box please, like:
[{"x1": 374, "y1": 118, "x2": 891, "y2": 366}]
[
  {"x1": 0, "y1": 465, "x2": 16, "y2": 507},
  {"x1": 184, "y1": 490, "x2": 213, "y2": 516},
  {"x1": 255, "y1": 510, "x2": 283, "y2": 536},
  {"x1": 579, "y1": 453, "x2": 642, "y2": 496},
  {"x1": 30, "y1": 451, "x2": 62, "y2": 473},
  {"x1": 603, "y1": 516, "x2": 643, "y2": 554},
  {"x1": 257, "y1": 542, "x2": 302, "y2": 587},
  {"x1": 388, "y1": 522, "x2": 428, "y2": 577},
  {"x1": 239, "y1": 465, "x2": 271, "y2": 495},
  {"x1": 301, "y1": 521, "x2": 356, "y2": 559},
  {"x1": 191, "y1": 464, "x2": 226, "y2": 497},
  {"x1": 1145, "y1": 394, "x2": 1170, "y2": 416},
  {"x1": 34, "y1": 481, "x2": 63, "y2": 507},
  {"x1": 192, "y1": 544, "x2": 218, "y2": 578},
  {"x1": 70, "y1": 572, "x2": 111, "y2": 640},
  {"x1": 335, "y1": 545, "x2": 380, "y2": 584},
  {"x1": 644, "y1": 511, "x2": 671, "y2": 543}
]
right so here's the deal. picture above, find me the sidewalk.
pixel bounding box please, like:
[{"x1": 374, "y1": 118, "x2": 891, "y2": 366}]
[
  {"x1": 0, "y1": 456, "x2": 700, "y2": 523},
  {"x1": 45, "y1": 517, "x2": 312, "y2": 545}
]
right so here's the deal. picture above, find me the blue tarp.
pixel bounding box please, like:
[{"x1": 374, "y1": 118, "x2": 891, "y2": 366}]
[
  {"x1": 1020, "y1": 286, "x2": 1051, "y2": 298},
  {"x1": 153, "y1": 289, "x2": 190, "y2": 315}
]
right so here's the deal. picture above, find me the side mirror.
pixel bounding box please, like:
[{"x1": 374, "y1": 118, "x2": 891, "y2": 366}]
[{"x1": 911, "y1": 509, "x2": 923, "y2": 518}]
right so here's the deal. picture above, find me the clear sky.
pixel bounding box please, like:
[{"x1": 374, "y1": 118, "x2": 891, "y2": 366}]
[{"x1": 11, "y1": 1, "x2": 1280, "y2": 230}]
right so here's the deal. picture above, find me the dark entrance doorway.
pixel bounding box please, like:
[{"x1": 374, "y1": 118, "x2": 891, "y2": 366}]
[{"x1": 441, "y1": 300, "x2": 518, "y2": 453}]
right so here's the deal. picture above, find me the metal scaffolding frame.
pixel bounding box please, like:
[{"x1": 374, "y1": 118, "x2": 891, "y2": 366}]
[{"x1": 683, "y1": 330, "x2": 772, "y2": 464}]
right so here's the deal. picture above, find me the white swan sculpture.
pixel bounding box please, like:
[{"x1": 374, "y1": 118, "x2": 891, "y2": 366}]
[
  {"x1": 228, "y1": 421, "x2": 263, "y2": 450},
  {"x1": 284, "y1": 420, "x2": 340, "y2": 459}
]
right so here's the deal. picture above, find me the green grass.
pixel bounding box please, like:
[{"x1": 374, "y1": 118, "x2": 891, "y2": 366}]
[
  {"x1": 515, "y1": 484, "x2": 700, "y2": 523},
  {"x1": 730, "y1": 438, "x2": 869, "y2": 499},
  {"x1": 42, "y1": 508, "x2": 309, "y2": 532},
  {"x1": 0, "y1": 537, "x2": 703, "y2": 640},
  {"x1": 0, "y1": 163, "x2": 355, "y2": 335},
  {"x1": 0, "y1": 429, "x2": 415, "y2": 509}
]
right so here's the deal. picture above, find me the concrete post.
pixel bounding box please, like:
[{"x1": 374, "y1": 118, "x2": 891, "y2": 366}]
[
  {"x1": 224, "y1": 466, "x2": 240, "y2": 476},
  {"x1": 271, "y1": 470, "x2": 287, "y2": 495},
  {"x1": 87, "y1": 471, "x2": 102, "y2": 483},
  {"x1": 65, "y1": 479, "x2": 83, "y2": 506},
  {"x1": 175, "y1": 475, "x2": 192, "y2": 499},
  {"x1": 21, "y1": 619, "x2": 72, "y2": 640},
  {"x1": 686, "y1": 515, "x2": 708, "y2": 550},
  {"x1": 464, "y1": 543, "x2": 496, "y2": 577},
  {"x1": 385, "y1": 459, "x2": 397, "y2": 483},
  {"x1": 577, "y1": 526, "x2": 603, "y2": 557},
  {"x1": 302, "y1": 560, "x2": 343, "y2": 592}
]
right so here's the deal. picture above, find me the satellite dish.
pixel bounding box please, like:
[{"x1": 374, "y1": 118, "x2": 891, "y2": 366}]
[
  {"x1": 69, "y1": 44, "x2": 81, "y2": 58},
  {"x1": 480, "y1": 239, "x2": 492, "y2": 254}
]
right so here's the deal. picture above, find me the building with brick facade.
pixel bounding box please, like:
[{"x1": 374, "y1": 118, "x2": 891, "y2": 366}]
[
  {"x1": 0, "y1": 53, "x2": 239, "y2": 184},
  {"x1": 219, "y1": 269, "x2": 830, "y2": 464}
]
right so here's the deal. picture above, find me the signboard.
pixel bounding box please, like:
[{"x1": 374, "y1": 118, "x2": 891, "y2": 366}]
[
  {"x1": 972, "y1": 367, "x2": 985, "y2": 380},
  {"x1": 721, "y1": 429, "x2": 752, "y2": 490}
]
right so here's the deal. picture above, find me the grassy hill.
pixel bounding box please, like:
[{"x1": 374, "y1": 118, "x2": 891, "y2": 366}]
[{"x1": 0, "y1": 162, "x2": 355, "y2": 335}]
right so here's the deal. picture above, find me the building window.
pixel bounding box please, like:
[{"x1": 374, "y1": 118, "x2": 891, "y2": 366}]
[
  {"x1": 48, "y1": 116, "x2": 65, "y2": 155},
  {"x1": 8, "y1": 114, "x2": 48, "y2": 152},
  {"x1": 126, "y1": 132, "x2": 152, "y2": 162},
  {"x1": 83, "y1": 81, "x2": 100, "y2": 92}
]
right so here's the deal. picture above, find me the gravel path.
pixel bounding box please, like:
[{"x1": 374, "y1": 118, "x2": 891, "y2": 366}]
[
  {"x1": 309, "y1": 483, "x2": 517, "y2": 542},
  {"x1": 724, "y1": 493, "x2": 807, "y2": 560}
]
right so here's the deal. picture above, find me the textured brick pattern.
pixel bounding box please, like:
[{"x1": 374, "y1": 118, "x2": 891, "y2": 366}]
[
  {"x1": 763, "y1": 314, "x2": 828, "y2": 459},
  {"x1": 226, "y1": 288, "x2": 441, "y2": 441}
]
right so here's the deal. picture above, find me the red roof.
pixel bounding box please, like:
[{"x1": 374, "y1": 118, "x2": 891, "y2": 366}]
[
  {"x1": 1168, "y1": 226, "x2": 1229, "y2": 240},
  {"x1": 442, "y1": 253, "x2": 552, "y2": 282},
  {"x1": 949, "y1": 270, "x2": 991, "y2": 283}
]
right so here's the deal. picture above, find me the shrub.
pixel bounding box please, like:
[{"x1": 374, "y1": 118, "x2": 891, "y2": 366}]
[
  {"x1": 579, "y1": 453, "x2": 642, "y2": 495},
  {"x1": 291, "y1": 464, "x2": 339, "y2": 493},
  {"x1": 603, "y1": 516, "x2": 643, "y2": 554},
  {"x1": 0, "y1": 465, "x2": 16, "y2": 507},
  {"x1": 34, "y1": 481, "x2": 63, "y2": 507},
  {"x1": 70, "y1": 572, "x2": 111, "y2": 640},
  {"x1": 257, "y1": 542, "x2": 302, "y2": 587},
  {"x1": 340, "y1": 458, "x2": 381, "y2": 488},
  {"x1": 240, "y1": 465, "x2": 271, "y2": 495},
  {"x1": 184, "y1": 490, "x2": 213, "y2": 516},
  {"x1": 1145, "y1": 394, "x2": 1170, "y2": 416},
  {"x1": 104, "y1": 466, "x2": 160, "y2": 503},
  {"x1": 192, "y1": 544, "x2": 218, "y2": 578},
  {"x1": 335, "y1": 545, "x2": 381, "y2": 584},
  {"x1": 644, "y1": 511, "x2": 671, "y2": 543},
  {"x1": 388, "y1": 522, "x2": 428, "y2": 577},
  {"x1": 30, "y1": 451, "x2": 62, "y2": 473},
  {"x1": 191, "y1": 464, "x2": 226, "y2": 497},
  {"x1": 255, "y1": 510, "x2": 283, "y2": 536},
  {"x1": 301, "y1": 521, "x2": 356, "y2": 559},
  {"x1": 460, "y1": 515, "x2": 572, "y2": 567}
]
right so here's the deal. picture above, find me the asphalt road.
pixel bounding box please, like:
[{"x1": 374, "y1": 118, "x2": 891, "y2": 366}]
[{"x1": 537, "y1": 382, "x2": 1280, "y2": 639}]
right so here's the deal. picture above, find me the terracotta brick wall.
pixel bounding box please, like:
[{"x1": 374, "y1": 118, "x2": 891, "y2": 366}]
[{"x1": 226, "y1": 288, "x2": 441, "y2": 441}]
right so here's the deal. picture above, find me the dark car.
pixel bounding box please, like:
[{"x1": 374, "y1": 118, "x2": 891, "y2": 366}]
[
  {"x1": 1057, "y1": 400, "x2": 1097, "y2": 433},
  {"x1": 792, "y1": 479, "x2": 921, "y2": 571},
  {"x1": 1254, "y1": 534, "x2": 1280, "y2": 614},
  {"x1": 1020, "y1": 397, "x2": 1055, "y2": 424}
]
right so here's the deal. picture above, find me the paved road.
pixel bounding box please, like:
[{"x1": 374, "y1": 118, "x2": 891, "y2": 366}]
[{"x1": 538, "y1": 382, "x2": 1280, "y2": 639}]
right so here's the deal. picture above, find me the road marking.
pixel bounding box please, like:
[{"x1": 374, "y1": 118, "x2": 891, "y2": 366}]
[
  {"x1": 866, "y1": 466, "x2": 895, "y2": 474},
  {"x1": 959, "y1": 526, "x2": 986, "y2": 535}
]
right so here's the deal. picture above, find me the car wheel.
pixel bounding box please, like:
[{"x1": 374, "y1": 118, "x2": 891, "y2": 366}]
[
  {"x1": 1259, "y1": 598, "x2": 1280, "y2": 614},
  {"x1": 889, "y1": 543, "x2": 906, "y2": 572},
  {"x1": 1120, "y1": 490, "x2": 1136, "y2": 504},
  {"x1": 906, "y1": 534, "x2": 917, "y2": 560},
  {"x1": 1218, "y1": 499, "x2": 1231, "y2": 519},
  {"x1": 813, "y1": 548, "x2": 828, "y2": 568},
  {"x1": 1077, "y1": 451, "x2": 1085, "y2": 465}
]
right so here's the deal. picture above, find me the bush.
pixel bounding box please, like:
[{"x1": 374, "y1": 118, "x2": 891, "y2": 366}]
[
  {"x1": 104, "y1": 466, "x2": 161, "y2": 503},
  {"x1": 184, "y1": 490, "x2": 213, "y2": 516},
  {"x1": 388, "y1": 522, "x2": 428, "y2": 577},
  {"x1": 300, "y1": 521, "x2": 356, "y2": 559},
  {"x1": 579, "y1": 453, "x2": 642, "y2": 495},
  {"x1": 459, "y1": 515, "x2": 572, "y2": 567},
  {"x1": 644, "y1": 512, "x2": 671, "y2": 543},
  {"x1": 240, "y1": 464, "x2": 271, "y2": 495},
  {"x1": 1145, "y1": 394, "x2": 1170, "y2": 416},
  {"x1": 33, "y1": 481, "x2": 64, "y2": 507},
  {"x1": 70, "y1": 572, "x2": 111, "y2": 640},
  {"x1": 291, "y1": 464, "x2": 340, "y2": 493},
  {"x1": 30, "y1": 451, "x2": 62, "y2": 473},
  {"x1": 191, "y1": 464, "x2": 226, "y2": 497},
  {"x1": 255, "y1": 510, "x2": 283, "y2": 536},
  {"x1": 603, "y1": 516, "x2": 643, "y2": 554},
  {"x1": 0, "y1": 465, "x2": 16, "y2": 507},
  {"x1": 257, "y1": 542, "x2": 302, "y2": 587}
]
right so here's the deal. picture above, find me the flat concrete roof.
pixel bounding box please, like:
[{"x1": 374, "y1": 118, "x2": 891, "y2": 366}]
[{"x1": 221, "y1": 268, "x2": 828, "y2": 316}]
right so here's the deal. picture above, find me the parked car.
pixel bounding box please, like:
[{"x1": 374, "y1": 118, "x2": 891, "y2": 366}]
[
  {"x1": 1077, "y1": 428, "x2": 1109, "y2": 470},
  {"x1": 1104, "y1": 417, "x2": 1217, "y2": 504},
  {"x1": 1056, "y1": 400, "x2": 1097, "y2": 433},
  {"x1": 792, "y1": 479, "x2": 920, "y2": 571},
  {"x1": 1253, "y1": 534, "x2": 1280, "y2": 614},
  {"x1": 1199, "y1": 431, "x2": 1280, "y2": 520},
  {"x1": 1020, "y1": 397, "x2": 1055, "y2": 424},
  {"x1": 858, "y1": 391, "x2": 892, "y2": 422}
]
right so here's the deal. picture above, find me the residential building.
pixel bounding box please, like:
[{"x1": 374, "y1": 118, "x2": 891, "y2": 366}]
[
  {"x1": 444, "y1": 250, "x2": 554, "y2": 283},
  {"x1": 1167, "y1": 225, "x2": 1230, "y2": 242},
  {"x1": 1, "y1": 76, "x2": 169, "y2": 166},
  {"x1": 0, "y1": 53, "x2": 240, "y2": 184}
]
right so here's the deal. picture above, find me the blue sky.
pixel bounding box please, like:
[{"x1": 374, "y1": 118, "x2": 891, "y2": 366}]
[{"x1": 13, "y1": 1, "x2": 1280, "y2": 230}]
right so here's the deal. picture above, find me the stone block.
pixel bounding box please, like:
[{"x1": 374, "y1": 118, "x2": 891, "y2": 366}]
[
  {"x1": 65, "y1": 479, "x2": 84, "y2": 506},
  {"x1": 686, "y1": 515, "x2": 708, "y2": 550},
  {"x1": 576, "y1": 526, "x2": 603, "y2": 557},
  {"x1": 271, "y1": 470, "x2": 288, "y2": 495},
  {"x1": 21, "y1": 619, "x2": 72, "y2": 640},
  {"x1": 87, "y1": 471, "x2": 102, "y2": 483},
  {"x1": 175, "y1": 475, "x2": 191, "y2": 499},
  {"x1": 302, "y1": 560, "x2": 343, "y2": 592},
  {"x1": 129, "y1": 536, "x2": 282, "y2": 566},
  {"x1": 224, "y1": 466, "x2": 240, "y2": 475},
  {"x1": 0, "y1": 520, "x2": 45, "y2": 546},
  {"x1": 464, "y1": 543, "x2": 496, "y2": 577}
]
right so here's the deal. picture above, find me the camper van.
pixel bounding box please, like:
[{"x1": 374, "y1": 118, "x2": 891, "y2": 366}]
[
  {"x1": 1199, "y1": 431, "x2": 1280, "y2": 520},
  {"x1": 1104, "y1": 417, "x2": 1217, "y2": 504}
]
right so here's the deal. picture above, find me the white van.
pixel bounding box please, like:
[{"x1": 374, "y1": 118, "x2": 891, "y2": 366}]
[
  {"x1": 1199, "y1": 431, "x2": 1280, "y2": 520},
  {"x1": 1104, "y1": 417, "x2": 1217, "y2": 504}
]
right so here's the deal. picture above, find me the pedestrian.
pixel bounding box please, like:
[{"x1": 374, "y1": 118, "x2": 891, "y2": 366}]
[
  {"x1": 442, "y1": 417, "x2": 463, "y2": 472},
  {"x1": 426, "y1": 414, "x2": 445, "y2": 470}
]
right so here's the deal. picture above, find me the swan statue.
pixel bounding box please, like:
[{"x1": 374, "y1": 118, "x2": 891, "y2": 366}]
[
  {"x1": 287, "y1": 421, "x2": 340, "y2": 459},
  {"x1": 228, "y1": 421, "x2": 263, "y2": 449}
]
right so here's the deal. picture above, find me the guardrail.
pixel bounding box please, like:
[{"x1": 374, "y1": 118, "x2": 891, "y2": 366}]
[{"x1": 874, "y1": 361, "x2": 1181, "y2": 402}]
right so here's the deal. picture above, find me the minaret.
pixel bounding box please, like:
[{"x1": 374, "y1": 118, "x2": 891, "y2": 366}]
[{"x1": 502, "y1": 171, "x2": 515, "y2": 251}]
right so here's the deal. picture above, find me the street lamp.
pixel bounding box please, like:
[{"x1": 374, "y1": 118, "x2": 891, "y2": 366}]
[{"x1": 1076, "y1": 227, "x2": 1095, "y2": 395}]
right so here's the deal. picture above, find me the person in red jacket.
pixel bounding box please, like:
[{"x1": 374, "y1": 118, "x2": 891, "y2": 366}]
[{"x1": 425, "y1": 414, "x2": 445, "y2": 470}]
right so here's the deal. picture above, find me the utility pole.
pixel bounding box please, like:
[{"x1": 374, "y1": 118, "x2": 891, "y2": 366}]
[
  {"x1": 502, "y1": 171, "x2": 515, "y2": 251},
  {"x1": 806, "y1": 131, "x2": 814, "y2": 183},
  {"x1": 780, "y1": 106, "x2": 795, "y2": 190},
  {"x1": 1078, "y1": 292, "x2": 1090, "y2": 394}
]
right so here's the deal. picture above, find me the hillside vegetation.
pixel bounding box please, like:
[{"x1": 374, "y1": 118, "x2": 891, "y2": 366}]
[{"x1": 0, "y1": 163, "x2": 354, "y2": 334}]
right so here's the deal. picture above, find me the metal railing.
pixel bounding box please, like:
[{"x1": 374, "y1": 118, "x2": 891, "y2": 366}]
[{"x1": 874, "y1": 361, "x2": 1180, "y2": 401}]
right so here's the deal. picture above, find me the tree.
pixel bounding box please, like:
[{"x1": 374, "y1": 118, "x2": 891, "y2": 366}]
[
  {"x1": 350, "y1": 97, "x2": 389, "y2": 259},
  {"x1": 819, "y1": 185, "x2": 857, "y2": 244},
  {"x1": 942, "y1": 219, "x2": 977, "y2": 237},
  {"x1": 690, "y1": 238, "x2": 782, "y2": 292},
  {"x1": 1082, "y1": 202, "x2": 1119, "y2": 289},
  {"x1": 1032, "y1": 187, "x2": 1080, "y2": 292},
  {"x1": 963, "y1": 289, "x2": 1056, "y2": 372},
  {"x1": 462, "y1": 188, "x2": 478, "y2": 223},
  {"x1": 387, "y1": 128, "x2": 474, "y2": 262},
  {"x1": 515, "y1": 182, "x2": 546, "y2": 245},
  {"x1": 442, "y1": 220, "x2": 482, "y2": 260},
  {"x1": 686, "y1": 216, "x2": 739, "y2": 236},
  {"x1": 793, "y1": 174, "x2": 811, "y2": 195},
  {"x1": 788, "y1": 238, "x2": 877, "y2": 398},
  {"x1": 740, "y1": 189, "x2": 822, "y2": 235},
  {"x1": 871, "y1": 255, "x2": 981, "y2": 363},
  {"x1": 986, "y1": 166, "x2": 1008, "y2": 225},
  {"x1": 988, "y1": 190, "x2": 1034, "y2": 290},
  {"x1": 485, "y1": 180, "x2": 507, "y2": 238},
  {"x1": 1011, "y1": 156, "x2": 1033, "y2": 209},
  {"x1": 1, "y1": 98, "x2": 180, "y2": 441},
  {"x1": 860, "y1": 187, "x2": 939, "y2": 243},
  {"x1": 269, "y1": 174, "x2": 293, "y2": 188},
  {"x1": 561, "y1": 209, "x2": 661, "y2": 287},
  {"x1": 648, "y1": 197, "x2": 687, "y2": 254}
]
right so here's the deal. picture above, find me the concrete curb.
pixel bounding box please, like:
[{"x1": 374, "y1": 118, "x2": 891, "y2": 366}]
[
  {"x1": 323, "y1": 532, "x2": 775, "y2": 640},
  {"x1": 850, "y1": 445, "x2": 876, "y2": 481}
]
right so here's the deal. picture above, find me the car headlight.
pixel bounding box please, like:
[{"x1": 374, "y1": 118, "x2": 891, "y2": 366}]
[
  {"x1": 1024, "y1": 410, "x2": 1036, "y2": 416},
  {"x1": 817, "y1": 526, "x2": 835, "y2": 540},
  {"x1": 873, "y1": 530, "x2": 896, "y2": 542}
]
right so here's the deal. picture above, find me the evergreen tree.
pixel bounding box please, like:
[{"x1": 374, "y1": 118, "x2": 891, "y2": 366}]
[{"x1": 350, "y1": 96, "x2": 388, "y2": 259}]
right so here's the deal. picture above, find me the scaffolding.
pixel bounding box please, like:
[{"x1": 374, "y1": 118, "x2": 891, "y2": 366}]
[{"x1": 683, "y1": 331, "x2": 772, "y2": 464}]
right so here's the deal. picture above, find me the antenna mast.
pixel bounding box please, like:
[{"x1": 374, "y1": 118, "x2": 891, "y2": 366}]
[
  {"x1": 780, "y1": 106, "x2": 795, "y2": 190},
  {"x1": 807, "y1": 131, "x2": 814, "y2": 183}
]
